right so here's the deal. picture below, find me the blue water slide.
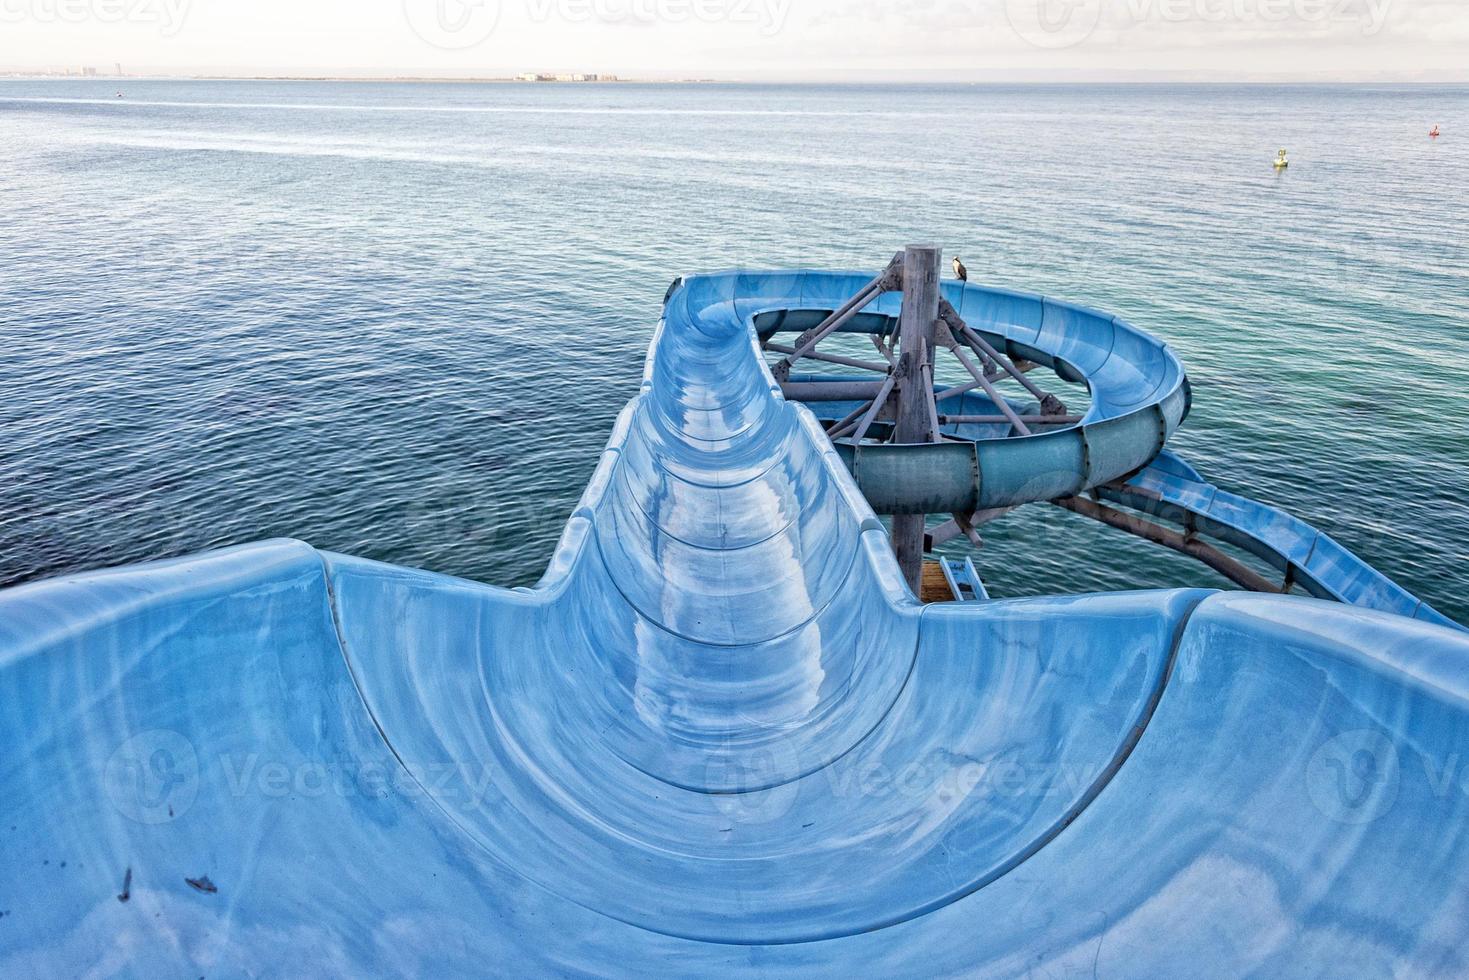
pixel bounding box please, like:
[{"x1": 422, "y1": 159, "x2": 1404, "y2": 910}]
[
  {"x1": 1107, "y1": 450, "x2": 1462, "y2": 631},
  {"x1": 766, "y1": 272, "x2": 1191, "y2": 511},
  {"x1": 3, "y1": 270, "x2": 1468, "y2": 976}
]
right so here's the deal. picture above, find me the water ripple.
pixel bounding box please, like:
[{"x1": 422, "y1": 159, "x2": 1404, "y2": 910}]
[{"x1": 1, "y1": 80, "x2": 1465, "y2": 622}]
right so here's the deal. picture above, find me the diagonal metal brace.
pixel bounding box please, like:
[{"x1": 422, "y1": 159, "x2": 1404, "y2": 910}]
[
  {"x1": 937, "y1": 298, "x2": 1068, "y2": 417},
  {"x1": 770, "y1": 253, "x2": 904, "y2": 382}
]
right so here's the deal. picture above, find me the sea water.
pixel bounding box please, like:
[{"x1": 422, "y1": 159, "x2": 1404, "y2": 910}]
[{"x1": 1, "y1": 80, "x2": 1465, "y2": 620}]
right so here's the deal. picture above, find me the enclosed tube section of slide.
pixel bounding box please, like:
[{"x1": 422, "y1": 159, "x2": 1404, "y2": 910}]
[{"x1": 748, "y1": 270, "x2": 1191, "y2": 513}]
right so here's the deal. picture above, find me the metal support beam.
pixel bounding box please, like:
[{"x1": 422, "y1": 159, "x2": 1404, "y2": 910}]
[
  {"x1": 922, "y1": 362, "x2": 943, "y2": 443},
  {"x1": 932, "y1": 374, "x2": 1004, "y2": 403},
  {"x1": 940, "y1": 414, "x2": 1081, "y2": 425},
  {"x1": 927, "y1": 508, "x2": 1016, "y2": 549},
  {"x1": 891, "y1": 245, "x2": 942, "y2": 593},
  {"x1": 951, "y1": 511, "x2": 984, "y2": 548},
  {"x1": 849, "y1": 371, "x2": 899, "y2": 443},
  {"x1": 823, "y1": 400, "x2": 878, "y2": 439},
  {"x1": 938, "y1": 299, "x2": 1066, "y2": 415},
  {"x1": 770, "y1": 253, "x2": 902, "y2": 382},
  {"x1": 948, "y1": 341, "x2": 1032, "y2": 436},
  {"x1": 780, "y1": 380, "x2": 887, "y2": 402},
  {"x1": 764, "y1": 341, "x2": 891, "y2": 374},
  {"x1": 1055, "y1": 495, "x2": 1284, "y2": 595},
  {"x1": 769, "y1": 284, "x2": 878, "y2": 382}
]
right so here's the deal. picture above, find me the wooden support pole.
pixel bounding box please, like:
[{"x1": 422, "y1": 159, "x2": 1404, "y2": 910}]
[
  {"x1": 891, "y1": 245, "x2": 942, "y2": 594},
  {"x1": 892, "y1": 518, "x2": 929, "y2": 600},
  {"x1": 892, "y1": 246, "x2": 942, "y2": 444}
]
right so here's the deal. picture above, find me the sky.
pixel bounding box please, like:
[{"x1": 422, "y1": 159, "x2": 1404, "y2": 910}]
[{"x1": 0, "y1": 0, "x2": 1465, "y2": 80}]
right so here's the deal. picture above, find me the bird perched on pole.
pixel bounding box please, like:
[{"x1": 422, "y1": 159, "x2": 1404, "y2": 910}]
[{"x1": 952, "y1": 256, "x2": 968, "y2": 282}]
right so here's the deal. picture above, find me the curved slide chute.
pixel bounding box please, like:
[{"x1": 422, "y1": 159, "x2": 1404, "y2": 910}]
[
  {"x1": 2, "y1": 271, "x2": 1467, "y2": 976},
  {"x1": 757, "y1": 271, "x2": 1191, "y2": 513},
  {"x1": 1109, "y1": 451, "x2": 1462, "y2": 631}
]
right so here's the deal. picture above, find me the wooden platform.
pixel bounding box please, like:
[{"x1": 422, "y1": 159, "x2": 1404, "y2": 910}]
[{"x1": 920, "y1": 561, "x2": 955, "y2": 604}]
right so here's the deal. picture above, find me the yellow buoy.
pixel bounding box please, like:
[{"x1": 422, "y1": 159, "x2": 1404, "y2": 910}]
[{"x1": 1273, "y1": 148, "x2": 1290, "y2": 169}]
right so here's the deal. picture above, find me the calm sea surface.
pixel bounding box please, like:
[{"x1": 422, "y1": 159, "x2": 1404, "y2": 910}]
[{"x1": 1, "y1": 80, "x2": 1465, "y2": 620}]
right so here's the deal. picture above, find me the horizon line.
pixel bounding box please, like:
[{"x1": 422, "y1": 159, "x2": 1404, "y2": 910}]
[{"x1": 4, "y1": 71, "x2": 1469, "y2": 85}]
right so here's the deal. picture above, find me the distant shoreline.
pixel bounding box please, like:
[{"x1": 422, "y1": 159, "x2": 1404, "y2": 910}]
[
  {"x1": 0, "y1": 74, "x2": 712, "y2": 85},
  {"x1": 2, "y1": 74, "x2": 1466, "y2": 86}
]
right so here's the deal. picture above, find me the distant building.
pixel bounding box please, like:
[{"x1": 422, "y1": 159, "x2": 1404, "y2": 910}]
[
  {"x1": 518, "y1": 72, "x2": 612, "y2": 83},
  {"x1": 81, "y1": 66, "x2": 98, "y2": 77}
]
